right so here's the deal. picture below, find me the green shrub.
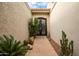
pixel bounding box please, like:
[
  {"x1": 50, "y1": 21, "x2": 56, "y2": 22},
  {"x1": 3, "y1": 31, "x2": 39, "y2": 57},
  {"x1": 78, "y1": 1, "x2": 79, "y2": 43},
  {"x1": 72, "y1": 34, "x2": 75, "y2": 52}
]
[
  {"x1": 0, "y1": 35, "x2": 28, "y2": 56},
  {"x1": 60, "y1": 31, "x2": 73, "y2": 56},
  {"x1": 28, "y1": 18, "x2": 39, "y2": 38}
]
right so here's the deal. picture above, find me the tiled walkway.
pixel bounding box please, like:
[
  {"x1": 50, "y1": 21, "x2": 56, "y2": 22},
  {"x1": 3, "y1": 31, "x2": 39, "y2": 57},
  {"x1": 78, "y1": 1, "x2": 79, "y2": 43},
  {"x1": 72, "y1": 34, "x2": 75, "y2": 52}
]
[{"x1": 27, "y1": 36, "x2": 57, "y2": 56}]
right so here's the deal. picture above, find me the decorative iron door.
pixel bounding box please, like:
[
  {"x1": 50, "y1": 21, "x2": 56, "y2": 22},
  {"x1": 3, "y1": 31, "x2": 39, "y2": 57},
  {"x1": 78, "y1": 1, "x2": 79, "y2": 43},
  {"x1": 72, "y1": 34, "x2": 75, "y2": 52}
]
[{"x1": 37, "y1": 17, "x2": 47, "y2": 36}]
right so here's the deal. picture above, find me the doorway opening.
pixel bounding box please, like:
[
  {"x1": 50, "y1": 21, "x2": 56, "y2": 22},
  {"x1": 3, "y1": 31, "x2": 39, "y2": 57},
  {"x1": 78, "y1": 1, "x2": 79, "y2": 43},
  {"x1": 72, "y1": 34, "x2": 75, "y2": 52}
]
[{"x1": 36, "y1": 17, "x2": 47, "y2": 36}]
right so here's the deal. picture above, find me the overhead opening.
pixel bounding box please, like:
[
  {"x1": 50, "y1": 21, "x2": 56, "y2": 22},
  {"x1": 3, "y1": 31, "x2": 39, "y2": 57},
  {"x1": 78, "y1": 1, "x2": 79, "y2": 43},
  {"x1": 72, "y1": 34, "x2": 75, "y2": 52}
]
[{"x1": 28, "y1": 2, "x2": 48, "y2": 8}]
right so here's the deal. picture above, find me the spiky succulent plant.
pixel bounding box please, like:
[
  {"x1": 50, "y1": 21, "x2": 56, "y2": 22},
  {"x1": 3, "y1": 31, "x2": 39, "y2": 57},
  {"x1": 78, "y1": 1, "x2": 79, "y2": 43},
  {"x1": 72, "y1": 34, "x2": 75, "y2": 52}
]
[{"x1": 0, "y1": 35, "x2": 28, "y2": 56}]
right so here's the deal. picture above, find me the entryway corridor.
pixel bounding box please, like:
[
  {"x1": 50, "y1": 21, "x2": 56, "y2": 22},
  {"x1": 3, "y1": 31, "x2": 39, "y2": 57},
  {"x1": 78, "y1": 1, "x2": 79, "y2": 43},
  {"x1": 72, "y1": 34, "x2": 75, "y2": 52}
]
[{"x1": 27, "y1": 36, "x2": 57, "y2": 56}]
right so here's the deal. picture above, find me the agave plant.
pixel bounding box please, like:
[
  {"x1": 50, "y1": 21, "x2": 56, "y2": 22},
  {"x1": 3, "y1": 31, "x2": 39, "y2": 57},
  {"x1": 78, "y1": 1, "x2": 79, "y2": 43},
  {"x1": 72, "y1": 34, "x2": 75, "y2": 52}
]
[{"x1": 0, "y1": 35, "x2": 28, "y2": 56}]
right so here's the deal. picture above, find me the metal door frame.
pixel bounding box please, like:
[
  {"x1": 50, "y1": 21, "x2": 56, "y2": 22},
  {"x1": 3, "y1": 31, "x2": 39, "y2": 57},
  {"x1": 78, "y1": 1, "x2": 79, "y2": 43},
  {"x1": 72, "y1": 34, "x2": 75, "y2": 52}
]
[{"x1": 36, "y1": 17, "x2": 47, "y2": 36}]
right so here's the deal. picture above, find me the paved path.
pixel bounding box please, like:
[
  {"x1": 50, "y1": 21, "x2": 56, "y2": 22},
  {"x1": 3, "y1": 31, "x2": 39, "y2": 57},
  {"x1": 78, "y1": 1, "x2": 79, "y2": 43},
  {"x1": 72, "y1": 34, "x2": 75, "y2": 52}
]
[{"x1": 27, "y1": 36, "x2": 57, "y2": 56}]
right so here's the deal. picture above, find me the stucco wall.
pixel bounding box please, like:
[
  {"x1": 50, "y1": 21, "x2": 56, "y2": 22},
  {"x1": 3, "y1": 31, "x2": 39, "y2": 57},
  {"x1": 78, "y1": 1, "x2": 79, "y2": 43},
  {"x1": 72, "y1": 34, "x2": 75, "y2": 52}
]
[
  {"x1": 0, "y1": 2, "x2": 32, "y2": 41},
  {"x1": 47, "y1": 2, "x2": 55, "y2": 11},
  {"x1": 50, "y1": 2, "x2": 79, "y2": 55}
]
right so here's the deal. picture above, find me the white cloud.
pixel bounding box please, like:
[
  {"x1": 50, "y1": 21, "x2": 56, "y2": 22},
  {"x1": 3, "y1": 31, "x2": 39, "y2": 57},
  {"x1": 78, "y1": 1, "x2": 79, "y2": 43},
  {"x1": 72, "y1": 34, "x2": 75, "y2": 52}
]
[{"x1": 28, "y1": 2, "x2": 48, "y2": 8}]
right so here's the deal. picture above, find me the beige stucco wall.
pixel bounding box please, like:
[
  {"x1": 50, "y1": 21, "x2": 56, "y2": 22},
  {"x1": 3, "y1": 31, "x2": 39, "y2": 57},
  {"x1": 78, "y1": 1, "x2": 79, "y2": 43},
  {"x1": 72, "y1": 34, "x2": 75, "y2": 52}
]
[
  {"x1": 50, "y1": 2, "x2": 79, "y2": 55},
  {"x1": 47, "y1": 2, "x2": 55, "y2": 11},
  {"x1": 0, "y1": 2, "x2": 32, "y2": 41},
  {"x1": 32, "y1": 13, "x2": 50, "y2": 36}
]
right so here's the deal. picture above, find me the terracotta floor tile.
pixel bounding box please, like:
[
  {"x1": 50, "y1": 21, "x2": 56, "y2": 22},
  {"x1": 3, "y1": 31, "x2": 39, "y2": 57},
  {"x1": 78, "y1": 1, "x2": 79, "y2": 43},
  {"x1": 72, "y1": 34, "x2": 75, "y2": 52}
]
[{"x1": 27, "y1": 36, "x2": 57, "y2": 56}]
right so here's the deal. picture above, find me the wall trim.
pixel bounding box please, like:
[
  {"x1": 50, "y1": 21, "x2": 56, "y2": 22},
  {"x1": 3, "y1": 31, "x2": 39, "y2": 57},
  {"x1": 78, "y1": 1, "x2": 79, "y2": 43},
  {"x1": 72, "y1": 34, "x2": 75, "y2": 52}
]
[{"x1": 48, "y1": 37, "x2": 61, "y2": 55}]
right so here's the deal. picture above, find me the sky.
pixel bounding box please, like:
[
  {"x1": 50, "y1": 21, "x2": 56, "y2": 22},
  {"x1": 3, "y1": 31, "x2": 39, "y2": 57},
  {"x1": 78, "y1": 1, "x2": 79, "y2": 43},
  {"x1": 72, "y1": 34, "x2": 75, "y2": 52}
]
[{"x1": 28, "y1": 2, "x2": 48, "y2": 8}]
